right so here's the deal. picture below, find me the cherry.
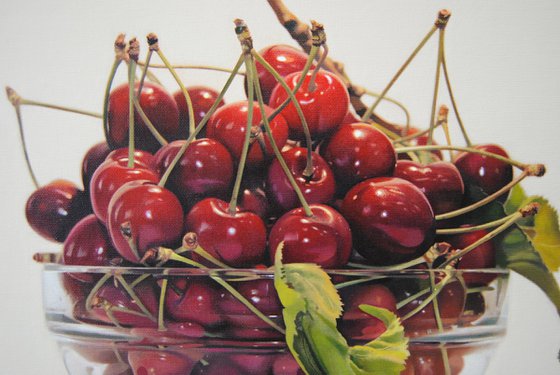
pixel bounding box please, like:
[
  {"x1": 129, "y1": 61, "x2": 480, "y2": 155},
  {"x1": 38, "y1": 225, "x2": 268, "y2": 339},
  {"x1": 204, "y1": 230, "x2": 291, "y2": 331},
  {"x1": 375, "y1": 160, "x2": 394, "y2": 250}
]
[
  {"x1": 105, "y1": 148, "x2": 156, "y2": 170},
  {"x1": 454, "y1": 144, "x2": 513, "y2": 198},
  {"x1": 341, "y1": 110, "x2": 362, "y2": 125},
  {"x1": 272, "y1": 353, "x2": 305, "y2": 375},
  {"x1": 320, "y1": 122, "x2": 396, "y2": 194},
  {"x1": 268, "y1": 204, "x2": 352, "y2": 268},
  {"x1": 339, "y1": 283, "x2": 398, "y2": 341},
  {"x1": 173, "y1": 86, "x2": 225, "y2": 137},
  {"x1": 251, "y1": 44, "x2": 312, "y2": 104},
  {"x1": 131, "y1": 322, "x2": 206, "y2": 344},
  {"x1": 90, "y1": 159, "x2": 159, "y2": 224},
  {"x1": 164, "y1": 278, "x2": 225, "y2": 327},
  {"x1": 81, "y1": 142, "x2": 112, "y2": 191},
  {"x1": 459, "y1": 292, "x2": 486, "y2": 325},
  {"x1": 90, "y1": 277, "x2": 158, "y2": 328},
  {"x1": 237, "y1": 173, "x2": 271, "y2": 220},
  {"x1": 207, "y1": 101, "x2": 289, "y2": 170},
  {"x1": 25, "y1": 179, "x2": 91, "y2": 242},
  {"x1": 269, "y1": 70, "x2": 349, "y2": 140},
  {"x1": 107, "y1": 82, "x2": 180, "y2": 153},
  {"x1": 340, "y1": 177, "x2": 436, "y2": 265},
  {"x1": 393, "y1": 160, "x2": 464, "y2": 215},
  {"x1": 107, "y1": 180, "x2": 184, "y2": 263},
  {"x1": 62, "y1": 214, "x2": 118, "y2": 283},
  {"x1": 267, "y1": 147, "x2": 335, "y2": 213},
  {"x1": 128, "y1": 350, "x2": 196, "y2": 375},
  {"x1": 404, "y1": 345, "x2": 465, "y2": 375},
  {"x1": 400, "y1": 127, "x2": 444, "y2": 160},
  {"x1": 61, "y1": 273, "x2": 87, "y2": 303},
  {"x1": 154, "y1": 139, "x2": 234, "y2": 210},
  {"x1": 440, "y1": 228, "x2": 496, "y2": 286},
  {"x1": 184, "y1": 198, "x2": 267, "y2": 267}
]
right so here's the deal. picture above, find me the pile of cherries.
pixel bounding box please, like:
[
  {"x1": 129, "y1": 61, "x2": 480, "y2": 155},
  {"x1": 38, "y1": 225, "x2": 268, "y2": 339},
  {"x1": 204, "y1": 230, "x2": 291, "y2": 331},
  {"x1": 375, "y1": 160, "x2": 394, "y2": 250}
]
[{"x1": 25, "y1": 39, "x2": 516, "y2": 374}]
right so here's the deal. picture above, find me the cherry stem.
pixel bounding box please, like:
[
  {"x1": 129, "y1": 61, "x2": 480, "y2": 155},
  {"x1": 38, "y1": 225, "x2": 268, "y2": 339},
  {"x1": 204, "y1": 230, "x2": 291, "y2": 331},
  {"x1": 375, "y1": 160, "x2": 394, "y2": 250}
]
[
  {"x1": 308, "y1": 43, "x2": 328, "y2": 92},
  {"x1": 158, "y1": 54, "x2": 244, "y2": 188},
  {"x1": 228, "y1": 54, "x2": 254, "y2": 215},
  {"x1": 136, "y1": 49, "x2": 153, "y2": 98},
  {"x1": 136, "y1": 61, "x2": 246, "y2": 76},
  {"x1": 361, "y1": 23, "x2": 439, "y2": 122},
  {"x1": 250, "y1": 54, "x2": 314, "y2": 217},
  {"x1": 400, "y1": 273, "x2": 452, "y2": 322},
  {"x1": 427, "y1": 29, "x2": 445, "y2": 146},
  {"x1": 103, "y1": 58, "x2": 123, "y2": 149},
  {"x1": 158, "y1": 269, "x2": 169, "y2": 331},
  {"x1": 85, "y1": 273, "x2": 113, "y2": 312},
  {"x1": 439, "y1": 203, "x2": 539, "y2": 268},
  {"x1": 428, "y1": 272, "x2": 445, "y2": 332},
  {"x1": 192, "y1": 245, "x2": 231, "y2": 269},
  {"x1": 127, "y1": 58, "x2": 137, "y2": 168},
  {"x1": 129, "y1": 273, "x2": 151, "y2": 289},
  {"x1": 364, "y1": 90, "x2": 411, "y2": 129},
  {"x1": 131, "y1": 97, "x2": 169, "y2": 146},
  {"x1": 6, "y1": 96, "x2": 102, "y2": 119},
  {"x1": 251, "y1": 48, "x2": 316, "y2": 177},
  {"x1": 115, "y1": 275, "x2": 156, "y2": 321},
  {"x1": 436, "y1": 212, "x2": 516, "y2": 235},
  {"x1": 438, "y1": 105, "x2": 454, "y2": 161},
  {"x1": 392, "y1": 121, "x2": 444, "y2": 143}
]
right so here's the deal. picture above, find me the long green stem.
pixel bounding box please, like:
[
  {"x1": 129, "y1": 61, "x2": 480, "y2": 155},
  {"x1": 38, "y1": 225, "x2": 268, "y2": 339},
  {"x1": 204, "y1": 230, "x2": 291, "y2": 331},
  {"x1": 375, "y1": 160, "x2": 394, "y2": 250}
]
[
  {"x1": 158, "y1": 54, "x2": 244, "y2": 188},
  {"x1": 127, "y1": 60, "x2": 136, "y2": 168},
  {"x1": 115, "y1": 275, "x2": 156, "y2": 321},
  {"x1": 427, "y1": 30, "x2": 445, "y2": 145},
  {"x1": 137, "y1": 50, "x2": 153, "y2": 98},
  {"x1": 436, "y1": 214, "x2": 515, "y2": 235},
  {"x1": 364, "y1": 90, "x2": 411, "y2": 129},
  {"x1": 14, "y1": 98, "x2": 102, "y2": 119},
  {"x1": 136, "y1": 61, "x2": 246, "y2": 76},
  {"x1": 103, "y1": 58, "x2": 122, "y2": 148},
  {"x1": 132, "y1": 97, "x2": 169, "y2": 146},
  {"x1": 10, "y1": 100, "x2": 39, "y2": 188},
  {"x1": 158, "y1": 270, "x2": 169, "y2": 331},
  {"x1": 85, "y1": 273, "x2": 113, "y2": 311},
  {"x1": 400, "y1": 274, "x2": 451, "y2": 321}
]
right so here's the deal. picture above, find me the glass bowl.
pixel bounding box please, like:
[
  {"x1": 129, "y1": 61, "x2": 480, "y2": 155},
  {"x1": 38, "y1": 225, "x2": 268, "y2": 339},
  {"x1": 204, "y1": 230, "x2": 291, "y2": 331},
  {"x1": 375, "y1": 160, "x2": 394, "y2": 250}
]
[{"x1": 41, "y1": 255, "x2": 509, "y2": 374}]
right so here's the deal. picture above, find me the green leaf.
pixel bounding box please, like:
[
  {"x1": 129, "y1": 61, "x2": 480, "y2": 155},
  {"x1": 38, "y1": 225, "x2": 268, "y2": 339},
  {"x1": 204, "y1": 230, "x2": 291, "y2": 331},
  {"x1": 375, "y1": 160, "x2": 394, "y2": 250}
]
[
  {"x1": 526, "y1": 197, "x2": 560, "y2": 272},
  {"x1": 274, "y1": 245, "x2": 410, "y2": 375},
  {"x1": 504, "y1": 184, "x2": 527, "y2": 215}
]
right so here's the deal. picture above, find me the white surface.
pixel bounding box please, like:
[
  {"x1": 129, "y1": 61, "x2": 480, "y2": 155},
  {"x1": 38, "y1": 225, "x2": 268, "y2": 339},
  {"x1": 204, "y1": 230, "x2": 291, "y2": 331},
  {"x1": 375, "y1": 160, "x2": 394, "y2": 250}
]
[{"x1": 0, "y1": 1, "x2": 559, "y2": 374}]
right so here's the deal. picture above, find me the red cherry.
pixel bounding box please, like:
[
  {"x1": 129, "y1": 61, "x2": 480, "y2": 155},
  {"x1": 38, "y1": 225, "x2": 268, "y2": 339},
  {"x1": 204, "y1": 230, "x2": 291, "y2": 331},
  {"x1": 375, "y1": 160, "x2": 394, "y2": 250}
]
[
  {"x1": 459, "y1": 292, "x2": 486, "y2": 325},
  {"x1": 441, "y1": 228, "x2": 496, "y2": 286},
  {"x1": 251, "y1": 45, "x2": 312, "y2": 104},
  {"x1": 340, "y1": 283, "x2": 397, "y2": 341},
  {"x1": 185, "y1": 198, "x2": 267, "y2": 267},
  {"x1": 128, "y1": 349, "x2": 196, "y2": 375},
  {"x1": 272, "y1": 353, "x2": 305, "y2": 375},
  {"x1": 401, "y1": 127, "x2": 444, "y2": 160},
  {"x1": 25, "y1": 179, "x2": 91, "y2": 242},
  {"x1": 268, "y1": 204, "x2": 352, "y2": 268},
  {"x1": 238, "y1": 173, "x2": 271, "y2": 220},
  {"x1": 269, "y1": 70, "x2": 349, "y2": 140},
  {"x1": 321, "y1": 122, "x2": 396, "y2": 193},
  {"x1": 405, "y1": 345, "x2": 465, "y2": 375},
  {"x1": 61, "y1": 274, "x2": 87, "y2": 303},
  {"x1": 107, "y1": 82, "x2": 180, "y2": 153},
  {"x1": 81, "y1": 142, "x2": 112, "y2": 191},
  {"x1": 393, "y1": 160, "x2": 464, "y2": 215},
  {"x1": 165, "y1": 278, "x2": 225, "y2": 327},
  {"x1": 105, "y1": 148, "x2": 156, "y2": 170},
  {"x1": 62, "y1": 214, "x2": 118, "y2": 283},
  {"x1": 154, "y1": 139, "x2": 234, "y2": 210},
  {"x1": 173, "y1": 86, "x2": 225, "y2": 137},
  {"x1": 90, "y1": 159, "x2": 159, "y2": 224},
  {"x1": 341, "y1": 110, "x2": 362, "y2": 125},
  {"x1": 340, "y1": 177, "x2": 436, "y2": 265},
  {"x1": 454, "y1": 144, "x2": 513, "y2": 197},
  {"x1": 107, "y1": 180, "x2": 184, "y2": 263},
  {"x1": 207, "y1": 101, "x2": 289, "y2": 170},
  {"x1": 267, "y1": 147, "x2": 335, "y2": 213}
]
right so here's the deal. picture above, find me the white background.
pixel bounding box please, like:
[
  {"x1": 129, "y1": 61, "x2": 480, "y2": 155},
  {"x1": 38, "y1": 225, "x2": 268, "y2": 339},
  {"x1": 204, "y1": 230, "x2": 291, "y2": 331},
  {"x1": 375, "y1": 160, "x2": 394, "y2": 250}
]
[{"x1": 1, "y1": 1, "x2": 559, "y2": 374}]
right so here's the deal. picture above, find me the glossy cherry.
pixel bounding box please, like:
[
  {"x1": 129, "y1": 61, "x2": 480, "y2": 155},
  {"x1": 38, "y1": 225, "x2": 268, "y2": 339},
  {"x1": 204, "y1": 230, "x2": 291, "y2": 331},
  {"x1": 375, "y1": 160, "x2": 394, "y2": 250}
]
[
  {"x1": 173, "y1": 85, "x2": 225, "y2": 137},
  {"x1": 81, "y1": 142, "x2": 112, "y2": 191},
  {"x1": 184, "y1": 198, "x2": 267, "y2": 267},
  {"x1": 154, "y1": 139, "x2": 234, "y2": 210},
  {"x1": 321, "y1": 122, "x2": 396, "y2": 194},
  {"x1": 107, "y1": 180, "x2": 184, "y2": 263},
  {"x1": 25, "y1": 179, "x2": 91, "y2": 242},
  {"x1": 268, "y1": 204, "x2": 352, "y2": 268},
  {"x1": 267, "y1": 147, "x2": 335, "y2": 213},
  {"x1": 107, "y1": 82, "x2": 180, "y2": 153},
  {"x1": 340, "y1": 177, "x2": 436, "y2": 265},
  {"x1": 393, "y1": 160, "x2": 464, "y2": 215},
  {"x1": 207, "y1": 101, "x2": 289, "y2": 170},
  {"x1": 128, "y1": 350, "x2": 196, "y2": 375},
  {"x1": 62, "y1": 214, "x2": 118, "y2": 283},
  {"x1": 339, "y1": 283, "x2": 398, "y2": 341},
  {"x1": 251, "y1": 44, "x2": 312, "y2": 104},
  {"x1": 269, "y1": 70, "x2": 349, "y2": 140},
  {"x1": 404, "y1": 345, "x2": 465, "y2": 375},
  {"x1": 89, "y1": 159, "x2": 159, "y2": 224},
  {"x1": 454, "y1": 144, "x2": 513, "y2": 197},
  {"x1": 238, "y1": 173, "x2": 271, "y2": 220}
]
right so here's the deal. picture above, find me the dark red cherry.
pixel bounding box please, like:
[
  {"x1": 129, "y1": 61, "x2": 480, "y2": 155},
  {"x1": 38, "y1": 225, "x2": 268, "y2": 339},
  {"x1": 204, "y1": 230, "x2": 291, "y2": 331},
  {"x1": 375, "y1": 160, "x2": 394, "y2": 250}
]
[
  {"x1": 62, "y1": 214, "x2": 118, "y2": 283},
  {"x1": 405, "y1": 345, "x2": 465, "y2": 375},
  {"x1": 238, "y1": 173, "x2": 271, "y2": 220},
  {"x1": 340, "y1": 283, "x2": 397, "y2": 341},
  {"x1": 321, "y1": 122, "x2": 396, "y2": 193},
  {"x1": 272, "y1": 353, "x2": 305, "y2": 375},
  {"x1": 90, "y1": 159, "x2": 159, "y2": 224},
  {"x1": 251, "y1": 44, "x2": 312, "y2": 104},
  {"x1": 173, "y1": 86, "x2": 225, "y2": 137},
  {"x1": 154, "y1": 139, "x2": 234, "y2": 210},
  {"x1": 26, "y1": 179, "x2": 91, "y2": 242},
  {"x1": 393, "y1": 160, "x2": 464, "y2": 215},
  {"x1": 454, "y1": 144, "x2": 513, "y2": 197},
  {"x1": 61, "y1": 273, "x2": 87, "y2": 303},
  {"x1": 341, "y1": 110, "x2": 362, "y2": 125},
  {"x1": 459, "y1": 292, "x2": 486, "y2": 325},
  {"x1": 340, "y1": 177, "x2": 436, "y2": 265},
  {"x1": 400, "y1": 127, "x2": 444, "y2": 160},
  {"x1": 81, "y1": 142, "x2": 112, "y2": 191},
  {"x1": 105, "y1": 148, "x2": 156, "y2": 170},
  {"x1": 128, "y1": 349, "x2": 196, "y2": 375},
  {"x1": 90, "y1": 278, "x2": 158, "y2": 328},
  {"x1": 107, "y1": 180, "x2": 183, "y2": 263},
  {"x1": 441, "y1": 228, "x2": 496, "y2": 286},
  {"x1": 185, "y1": 198, "x2": 267, "y2": 267},
  {"x1": 269, "y1": 70, "x2": 349, "y2": 140},
  {"x1": 107, "y1": 82, "x2": 180, "y2": 153},
  {"x1": 268, "y1": 204, "x2": 352, "y2": 268},
  {"x1": 267, "y1": 147, "x2": 335, "y2": 213},
  {"x1": 165, "y1": 278, "x2": 225, "y2": 327},
  {"x1": 207, "y1": 101, "x2": 289, "y2": 170}
]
